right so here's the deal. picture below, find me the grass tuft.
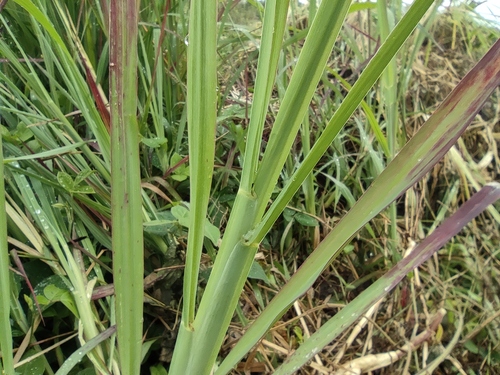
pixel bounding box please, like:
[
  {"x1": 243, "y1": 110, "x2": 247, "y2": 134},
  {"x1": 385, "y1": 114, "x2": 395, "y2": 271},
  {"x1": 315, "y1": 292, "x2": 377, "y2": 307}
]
[{"x1": 0, "y1": 1, "x2": 499, "y2": 374}]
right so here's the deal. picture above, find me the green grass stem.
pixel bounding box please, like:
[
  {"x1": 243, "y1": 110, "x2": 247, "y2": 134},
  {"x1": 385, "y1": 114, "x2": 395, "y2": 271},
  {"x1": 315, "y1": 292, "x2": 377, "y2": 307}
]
[
  {"x1": 109, "y1": 0, "x2": 144, "y2": 373},
  {"x1": 275, "y1": 182, "x2": 500, "y2": 374},
  {"x1": 181, "y1": 0, "x2": 217, "y2": 326},
  {"x1": 170, "y1": 2, "x2": 350, "y2": 374},
  {"x1": 253, "y1": 0, "x2": 350, "y2": 213},
  {"x1": 240, "y1": 0, "x2": 290, "y2": 190},
  {"x1": 0, "y1": 110, "x2": 14, "y2": 375},
  {"x1": 246, "y1": 0, "x2": 435, "y2": 245},
  {"x1": 218, "y1": 37, "x2": 500, "y2": 373},
  {"x1": 2, "y1": 1, "x2": 499, "y2": 373},
  {"x1": 377, "y1": 0, "x2": 400, "y2": 261}
]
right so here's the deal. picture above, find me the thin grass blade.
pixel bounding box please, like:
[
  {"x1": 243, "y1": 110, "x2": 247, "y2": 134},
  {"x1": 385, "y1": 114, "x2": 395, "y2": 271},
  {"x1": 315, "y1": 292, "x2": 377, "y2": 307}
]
[
  {"x1": 55, "y1": 326, "x2": 117, "y2": 375},
  {"x1": 275, "y1": 182, "x2": 500, "y2": 374},
  {"x1": 167, "y1": 0, "x2": 218, "y2": 372},
  {"x1": 3, "y1": 141, "x2": 87, "y2": 162},
  {"x1": 11, "y1": 0, "x2": 112, "y2": 170},
  {"x1": 170, "y1": 1, "x2": 296, "y2": 373},
  {"x1": 0, "y1": 111, "x2": 14, "y2": 375},
  {"x1": 253, "y1": 0, "x2": 351, "y2": 213},
  {"x1": 240, "y1": 0, "x2": 290, "y2": 190},
  {"x1": 246, "y1": 0, "x2": 437, "y2": 244},
  {"x1": 182, "y1": 0, "x2": 217, "y2": 325},
  {"x1": 220, "y1": 38, "x2": 500, "y2": 373}
]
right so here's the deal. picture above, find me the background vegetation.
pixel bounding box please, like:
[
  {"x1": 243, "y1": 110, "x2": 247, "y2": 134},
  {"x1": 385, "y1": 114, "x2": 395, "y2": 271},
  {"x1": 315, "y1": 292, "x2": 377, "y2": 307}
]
[{"x1": 0, "y1": 0, "x2": 499, "y2": 374}]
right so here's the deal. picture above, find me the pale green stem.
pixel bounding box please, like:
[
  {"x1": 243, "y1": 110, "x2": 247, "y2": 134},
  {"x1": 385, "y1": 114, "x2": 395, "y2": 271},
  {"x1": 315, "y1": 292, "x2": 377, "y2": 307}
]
[
  {"x1": 169, "y1": 2, "x2": 351, "y2": 374},
  {"x1": 109, "y1": 0, "x2": 144, "y2": 373},
  {"x1": 0, "y1": 117, "x2": 14, "y2": 375},
  {"x1": 182, "y1": 0, "x2": 217, "y2": 326},
  {"x1": 377, "y1": 0, "x2": 400, "y2": 260}
]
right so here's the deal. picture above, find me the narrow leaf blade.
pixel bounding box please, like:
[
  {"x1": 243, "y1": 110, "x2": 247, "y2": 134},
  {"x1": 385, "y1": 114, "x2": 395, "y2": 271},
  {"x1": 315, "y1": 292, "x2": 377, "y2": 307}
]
[{"x1": 275, "y1": 182, "x2": 500, "y2": 374}]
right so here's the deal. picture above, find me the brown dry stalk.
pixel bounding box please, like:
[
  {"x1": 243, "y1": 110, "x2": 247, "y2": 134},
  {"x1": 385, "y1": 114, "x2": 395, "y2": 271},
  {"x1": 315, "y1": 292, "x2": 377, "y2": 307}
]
[{"x1": 334, "y1": 308, "x2": 446, "y2": 375}]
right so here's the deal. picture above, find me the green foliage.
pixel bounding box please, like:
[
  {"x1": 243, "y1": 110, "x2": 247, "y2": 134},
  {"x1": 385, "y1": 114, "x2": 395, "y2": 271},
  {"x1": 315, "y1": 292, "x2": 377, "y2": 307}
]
[{"x1": 1, "y1": 0, "x2": 499, "y2": 374}]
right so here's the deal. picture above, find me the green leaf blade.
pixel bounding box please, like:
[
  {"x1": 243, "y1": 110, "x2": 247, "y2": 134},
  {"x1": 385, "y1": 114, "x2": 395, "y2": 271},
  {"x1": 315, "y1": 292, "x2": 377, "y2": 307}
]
[{"x1": 221, "y1": 37, "x2": 500, "y2": 374}]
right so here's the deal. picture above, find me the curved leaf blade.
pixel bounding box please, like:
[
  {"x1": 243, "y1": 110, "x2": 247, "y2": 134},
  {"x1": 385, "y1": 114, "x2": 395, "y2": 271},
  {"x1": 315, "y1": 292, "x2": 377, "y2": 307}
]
[
  {"x1": 276, "y1": 182, "x2": 500, "y2": 374},
  {"x1": 224, "y1": 38, "x2": 500, "y2": 373}
]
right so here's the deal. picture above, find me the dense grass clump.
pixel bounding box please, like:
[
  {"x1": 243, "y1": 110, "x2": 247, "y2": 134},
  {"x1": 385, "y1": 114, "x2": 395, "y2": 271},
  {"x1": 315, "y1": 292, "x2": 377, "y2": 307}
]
[{"x1": 0, "y1": 1, "x2": 499, "y2": 374}]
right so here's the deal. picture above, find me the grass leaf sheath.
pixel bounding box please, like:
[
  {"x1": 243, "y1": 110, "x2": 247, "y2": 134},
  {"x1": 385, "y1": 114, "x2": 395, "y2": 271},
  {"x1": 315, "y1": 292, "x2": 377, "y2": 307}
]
[{"x1": 110, "y1": 0, "x2": 144, "y2": 373}]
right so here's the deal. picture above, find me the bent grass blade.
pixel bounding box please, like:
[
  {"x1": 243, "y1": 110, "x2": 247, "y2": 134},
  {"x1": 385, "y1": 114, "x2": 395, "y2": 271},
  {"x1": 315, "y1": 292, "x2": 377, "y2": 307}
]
[
  {"x1": 218, "y1": 38, "x2": 500, "y2": 373},
  {"x1": 275, "y1": 182, "x2": 500, "y2": 374}
]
